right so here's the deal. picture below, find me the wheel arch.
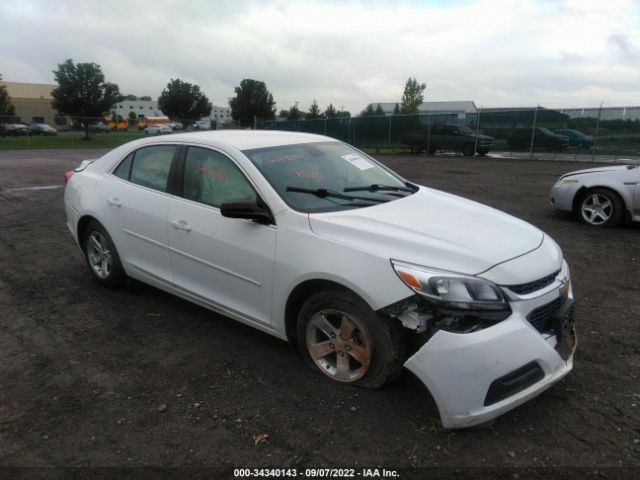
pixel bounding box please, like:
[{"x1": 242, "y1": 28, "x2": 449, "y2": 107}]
[
  {"x1": 77, "y1": 215, "x2": 101, "y2": 251},
  {"x1": 284, "y1": 279, "x2": 367, "y2": 348},
  {"x1": 571, "y1": 185, "x2": 627, "y2": 214}
]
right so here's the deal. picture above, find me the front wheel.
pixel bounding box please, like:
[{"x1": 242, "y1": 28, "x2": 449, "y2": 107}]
[
  {"x1": 578, "y1": 188, "x2": 625, "y2": 227},
  {"x1": 83, "y1": 221, "x2": 127, "y2": 286},
  {"x1": 297, "y1": 290, "x2": 405, "y2": 389}
]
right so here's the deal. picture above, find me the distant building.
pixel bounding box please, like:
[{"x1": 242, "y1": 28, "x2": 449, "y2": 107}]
[
  {"x1": 112, "y1": 100, "x2": 164, "y2": 118},
  {"x1": 557, "y1": 106, "x2": 640, "y2": 121},
  {"x1": 209, "y1": 105, "x2": 232, "y2": 127},
  {"x1": 363, "y1": 101, "x2": 477, "y2": 123},
  {"x1": 0, "y1": 81, "x2": 58, "y2": 125}
]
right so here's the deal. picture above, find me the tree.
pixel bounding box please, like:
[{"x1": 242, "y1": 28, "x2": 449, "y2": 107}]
[
  {"x1": 128, "y1": 111, "x2": 138, "y2": 121},
  {"x1": 287, "y1": 104, "x2": 301, "y2": 120},
  {"x1": 336, "y1": 110, "x2": 351, "y2": 118},
  {"x1": 375, "y1": 103, "x2": 386, "y2": 116},
  {"x1": 307, "y1": 99, "x2": 322, "y2": 119},
  {"x1": 400, "y1": 77, "x2": 426, "y2": 114},
  {"x1": 123, "y1": 94, "x2": 137, "y2": 100},
  {"x1": 278, "y1": 109, "x2": 288, "y2": 119},
  {"x1": 393, "y1": 103, "x2": 400, "y2": 115},
  {"x1": 324, "y1": 103, "x2": 338, "y2": 118},
  {"x1": 229, "y1": 79, "x2": 276, "y2": 127},
  {"x1": 158, "y1": 79, "x2": 212, "y2": 122},
  {"x1": 0, "y1": 74, "x2": 16, "y2": 117},
  {"x1": 360, "y1": 104, "x2": 376, "y2": 117},
  {"x1": 138, "y1": 95, "x2": 152, "y2": 101},
  {"x1": 51, "y1": 59, "x2": 123, "y2": 139}
]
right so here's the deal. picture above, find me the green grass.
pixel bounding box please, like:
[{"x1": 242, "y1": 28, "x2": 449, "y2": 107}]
[{"x1": 0, "y1": 131, "x2": 146, "y2": 150}]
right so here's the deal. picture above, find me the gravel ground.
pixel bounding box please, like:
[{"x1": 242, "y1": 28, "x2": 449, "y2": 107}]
[{"x1": 0, "y1": 149, "x2": 638, "y2": 480}]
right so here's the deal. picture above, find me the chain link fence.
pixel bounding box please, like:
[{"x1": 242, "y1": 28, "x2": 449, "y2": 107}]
[
  {"x1": 2, "y1": 105, "x2": 639, "y2": 163},
  {"x1": 257, "y1": 104, "x2": 640, "y2": 163}
]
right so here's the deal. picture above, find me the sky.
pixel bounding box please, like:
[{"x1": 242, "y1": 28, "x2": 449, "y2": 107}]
[{"x1": 1, "y1": 0, "x2": 639, "y2": 113}]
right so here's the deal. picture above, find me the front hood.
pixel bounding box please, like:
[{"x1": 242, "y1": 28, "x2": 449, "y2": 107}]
[
  {"x1": 308, "y1": 187, "x2": 544, "y2": 276},
  {"x1": 561, "y1": 165, "x2": 632, "y2": 178}
]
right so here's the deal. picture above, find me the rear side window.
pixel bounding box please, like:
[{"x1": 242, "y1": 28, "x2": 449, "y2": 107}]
[
  {"x1": 120, "y1": 145, "x2": 176, "y2": 192},
  {"x1": 182, "y1": 147, "x2": 256, "y2": 208}
]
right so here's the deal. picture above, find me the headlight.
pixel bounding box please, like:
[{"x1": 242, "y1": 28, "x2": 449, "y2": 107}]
[{"x1": 391, "y1": 260, "x2": 508, "y2": 311}]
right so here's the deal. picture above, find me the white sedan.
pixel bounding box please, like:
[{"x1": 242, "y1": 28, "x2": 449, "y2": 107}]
[
  {"x1": 144, "y1": 124, "x2": 173, "y2": 135},
  {"x1": 64, "y1": 131, "x2": 576, "y2": 428},
  {"x1": 550, "y1": 164, "x2": 640, "y2": 226}
]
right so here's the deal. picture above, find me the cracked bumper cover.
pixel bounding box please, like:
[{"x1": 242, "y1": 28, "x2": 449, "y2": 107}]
[{"x1": 404, "y1": 288, "x2": 576, "y2": 429}]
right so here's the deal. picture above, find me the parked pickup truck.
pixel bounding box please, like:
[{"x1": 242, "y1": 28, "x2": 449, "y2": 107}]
[{"x1": 402, "y1": 124, "x2": 495, "y2": 156}]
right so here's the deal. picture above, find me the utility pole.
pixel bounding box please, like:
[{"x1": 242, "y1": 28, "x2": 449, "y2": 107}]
[
  {"x1": 529, "y1": 105, "x2": 539, "y2": 160},
  {"x1": 474, "y1": 107, "x2": 482, "y2": 156}
]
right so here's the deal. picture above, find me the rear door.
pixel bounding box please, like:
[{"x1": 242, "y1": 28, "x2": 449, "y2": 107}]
[
  {"x1": 167, "y1": 145, "x2": 276, "y2": 325},
  {"x1": 104, "y1": 144, "x2": 178, "y2": 285}
]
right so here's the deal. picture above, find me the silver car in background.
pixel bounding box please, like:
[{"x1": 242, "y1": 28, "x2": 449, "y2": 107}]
[{"x1": 550, "y1": 164, "x2": 640, "y2": 226}]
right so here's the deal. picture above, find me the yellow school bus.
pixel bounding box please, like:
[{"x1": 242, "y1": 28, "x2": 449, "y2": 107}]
[{"x1": 137, "y1": 116, "x2": 170, "y2": 130}]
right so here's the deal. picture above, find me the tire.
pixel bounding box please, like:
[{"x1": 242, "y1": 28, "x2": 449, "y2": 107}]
[
  {"x1": 463, "y1": 146, "x2": 475, "y2": 156},
  {"x1": 297, "y1": 289, "x2": 405, "y2": 389},
  {"x1": 83, "y1": 221, "x2": 127, "y2": 287},
  {"x1": 578, "y1": 188, "x2": 625, "y2": 227}
]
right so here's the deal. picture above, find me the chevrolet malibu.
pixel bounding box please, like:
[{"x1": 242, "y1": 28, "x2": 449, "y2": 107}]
[{"x1": 64, "y1": 131, "x2": 576, "y2": 428}]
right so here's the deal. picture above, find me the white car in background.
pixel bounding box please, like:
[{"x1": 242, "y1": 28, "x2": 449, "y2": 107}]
[
  {"x1": 144, "y1": 124, "x2": 172, "y2": 135},
  {"x1": 550, "y1": 164, "x2": 640, "y2": 226},
  {"x1": 64, "y1": 131, "x2": 576, "y2": 428}
]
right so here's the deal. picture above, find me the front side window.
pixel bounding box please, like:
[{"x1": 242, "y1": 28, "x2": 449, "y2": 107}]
[
  {"x1": 115, "y1": 145, "x2": 176, "y2": 192},
  {"x1": 242, "y1": 141, "x2": 413, "y2": 212},
  {"x1": 182, "y1": 147, "x2": 257, "y2": 208}
]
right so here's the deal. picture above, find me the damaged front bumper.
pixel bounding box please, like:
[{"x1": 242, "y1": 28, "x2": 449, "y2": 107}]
[{"x1": 401, "y1": 269, "x2": 576, "y2": 429}]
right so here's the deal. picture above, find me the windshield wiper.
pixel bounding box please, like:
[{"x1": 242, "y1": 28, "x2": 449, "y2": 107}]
[
  {"x1": 343, "y1": 183, "x2": 415, "y2": 193},
  {"x1": 286, "y1": 186, "x2": 387, "y2": 203}
]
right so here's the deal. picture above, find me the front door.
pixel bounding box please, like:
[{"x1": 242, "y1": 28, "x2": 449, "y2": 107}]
[{"x1": 168, "y1": 146, "x2": 276, "y2": 325}]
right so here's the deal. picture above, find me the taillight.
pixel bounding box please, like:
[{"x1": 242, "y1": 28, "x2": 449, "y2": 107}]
[{"x1": 64, "y1": 171, "x2": 74, "y2": 185}]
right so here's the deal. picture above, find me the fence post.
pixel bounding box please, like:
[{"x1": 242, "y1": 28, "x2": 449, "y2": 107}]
[
  {"x1": 324, "y1": 117, "x2": 327, "y2": 135},
  {"x1": 388, "y1": 115, "x2": 392, "y2": 148},
  {"x1": 253, "y1": 115, "x2": 257, "y2": 130},
  {"x1": 474, "y1": 107, "x2": 482, "y2": 156},
  {"x1": 426, "y1": 119, "x2": 431, "y2": 156},
  {"x1": 529, "y1": 105, "x2": 539, "y2": 160},
  {"x1": 592, "y1": 101, "x2": 603, "y2": 162}
]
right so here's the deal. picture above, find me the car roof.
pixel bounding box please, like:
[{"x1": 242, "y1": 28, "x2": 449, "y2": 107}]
[{"x1": 139, "y1": 130, "x2": 334, "y2": 150}]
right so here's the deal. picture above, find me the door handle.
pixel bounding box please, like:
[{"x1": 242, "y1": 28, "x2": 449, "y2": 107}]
[
  {"x1": 107, "y1": 196, "x2": 121, "y2": 207},
  {"x1": 171, "y1": 219, "x2": 192, "y2": 232}
]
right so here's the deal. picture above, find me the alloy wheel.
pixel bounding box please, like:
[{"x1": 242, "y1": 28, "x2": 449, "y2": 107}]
[
  {"x1": 87, "y1": 231, "x2": 113, "y2": 279},
  {"x1": 581, "y1": 193, "x2": 613, "y2": 225},
  {"x1": 305, "y1": 309, "x2": 372, "y2": 383}
]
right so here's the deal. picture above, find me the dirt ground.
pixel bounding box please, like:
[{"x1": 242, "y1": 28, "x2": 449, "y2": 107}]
[{"x1": 0, "y1": 148, "x2": 638, "y2": 479}]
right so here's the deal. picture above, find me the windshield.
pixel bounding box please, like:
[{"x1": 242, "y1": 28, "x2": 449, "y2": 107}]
[{"x1": 242, "y1": 141, "x2": 414, "y2": 212}]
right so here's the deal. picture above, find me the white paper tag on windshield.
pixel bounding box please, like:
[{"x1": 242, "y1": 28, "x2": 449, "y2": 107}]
[{"x1": 341, "y1": 154, "x2": 375, "y2": 170}]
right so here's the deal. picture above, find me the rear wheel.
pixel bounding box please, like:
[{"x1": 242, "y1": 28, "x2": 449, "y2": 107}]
[
  {"x1": 83, "y1": 221, "x2": 127, "y2": 287},
  {"x1": 297, "y1": 290, "x2": 405, "y2": 389},
  {"x1": 578, "y1": 188, "x2": 625, "y2": 227}
]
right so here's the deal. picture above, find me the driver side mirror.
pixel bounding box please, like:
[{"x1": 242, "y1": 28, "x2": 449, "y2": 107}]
[{"x1": 220, "y1": 199, "x2": 274, "y2": 225}]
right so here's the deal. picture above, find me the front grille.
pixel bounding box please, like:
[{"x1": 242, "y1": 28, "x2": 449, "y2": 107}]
[
  {"x1": 506, "y1": 269, "x2": 560, "y2": 295},
  {"x1": 526, "y1": 295, "x2": 564, "y2": 332}
]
